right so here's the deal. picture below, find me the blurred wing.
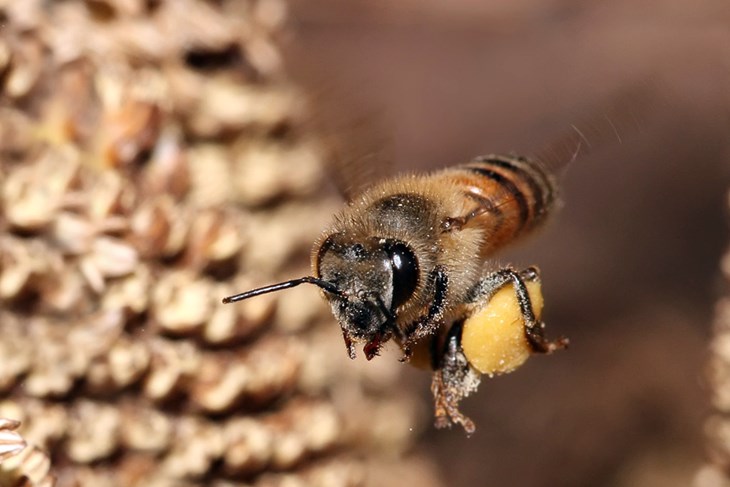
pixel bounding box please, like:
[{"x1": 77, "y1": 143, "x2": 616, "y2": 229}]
[
  {"x1": 298, "y1": 75, "x2": 394, "y2": 201},
  {"x1": 319, "y1": 111, "x2": 394, "y2": 201},
  {"x1": 529, "y1": 80, "x2": 659, "y2": 174},
  {"x1": 475, "y1": 81, "x2": 661, "y2": 220}
]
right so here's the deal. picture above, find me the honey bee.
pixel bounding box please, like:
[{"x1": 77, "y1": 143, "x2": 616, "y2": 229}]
[
  {"x1": 223, "y1": 91, "x2": 644, "y2": 433},
  {"x1": 223, "y1": 152, "x2": 569, "y2": 433}
]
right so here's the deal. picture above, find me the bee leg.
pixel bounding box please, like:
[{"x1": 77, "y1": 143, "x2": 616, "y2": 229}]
[
  {"x1": 342, "y1": 332, "x2": 357, "y2": 360},
  {"x1": 441, "y1": 203, "x2": 491, "y2": 232},
  {"x1": 431, "y1": 320, "x2": 480, "y2": 435},
  {"x1": 472, "y1": 267, "x2": 569, "y2": 354},
  {"x1": 400, "y1": 267, "x2": 448, "y2": 359},
  {"x1": 510, "y1": 268, "x2": 569, "y2": 353},
  {"x1": 441, "y1": 192, "x2": 495, "y2": 232}
]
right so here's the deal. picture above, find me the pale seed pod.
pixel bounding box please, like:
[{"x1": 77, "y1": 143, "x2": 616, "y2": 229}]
[
  {"x1": 101, "y1": 266, "x2": 152, "y2": 316},
  {"x1": 130, "y1": 195, "x2": 189, "y2": 259},
  {"x1": 0, "y1": 237, "x2": 49, "y2": 300},
  {"x1": 0, "y1": 318, "x2": 32, "y2": 392},
  {"x1": 203, "y1": 283, "x2": 276, "y2": 345},
  {"x1": 97, "y1": 99, "x2": 162, "y2": 168},
  {"x1": 51, "y1": 212, "x2": 96, "y2": 255},
  {"x1": 141, "y1": 128, "x2": 190, "y2": 199},
  {"x1": 88, "y1": 236, "x2": 139, "y2": 279},
  {"x1": 232, "y1": 140, "x2": 321, "y2": 207},
  {"x1": 3, "y1": 153, "x2": 79, "y2": 232},
  {"x1": 3, "y1": 34, "x2": 45, "y2": 100},
  {"x1": 222, "y1": 418, "x2": 274, "y2": 475},
  {"x1": 183, "y1": 208, "x2": 245, "y2": 272},
  {"x1": 85, "y1": 170, "x2": 131, "y2": 223},
  {"x1": 143, "y1": 339, "x2": 201, "y2": 402},
  {"x1": 85, "y1": 337, "x2": 151, "y2": 392},
  {"x1": 160, "y1": 416, "x2": 225, "y2": 480},
  {"x1": 152, "y1": 270, "x2": 213, "y2": 336},
  {"x1": 67, "y1": 401, "x2": 121, "y2": 463},
  {"x1": 1, "y1": 400, "x2": 68, "y2": 452},
  {"x1": 0, "y1": 418, "x2": 26, "y2": 462},
  {"x1": 119, "y1": 406, "x2": 173, "y2": 453},
  {"x1": 0, "y1": 444, "x2": 55, "y2": 487}
]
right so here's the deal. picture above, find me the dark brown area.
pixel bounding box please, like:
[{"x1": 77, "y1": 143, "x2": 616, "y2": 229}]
[{"x1": 283, "y1": 1, "x2": 730, "y2": 485}]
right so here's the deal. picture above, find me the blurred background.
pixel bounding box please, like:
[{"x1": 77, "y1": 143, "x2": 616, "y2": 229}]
[{"x1": 282, "y1": 1, "x2": 730, "y2": 486}]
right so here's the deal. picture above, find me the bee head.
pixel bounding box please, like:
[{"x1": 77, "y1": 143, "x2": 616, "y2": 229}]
[
  {"x1": 222, "y1": 234, "x2": 419, "y2": 361},
  {"x1": 315, "y1": 234, "x2": 419, "y2": 359}
]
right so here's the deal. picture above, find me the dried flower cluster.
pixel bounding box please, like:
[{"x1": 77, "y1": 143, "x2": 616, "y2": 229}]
[{"x1": 0, "y1": 1, "x2": 433, "y2": 486}]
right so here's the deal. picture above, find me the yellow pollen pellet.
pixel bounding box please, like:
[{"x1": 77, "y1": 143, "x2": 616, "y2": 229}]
[{"x1": 461, "y1": 280, "x2": 543, "y2": 376}]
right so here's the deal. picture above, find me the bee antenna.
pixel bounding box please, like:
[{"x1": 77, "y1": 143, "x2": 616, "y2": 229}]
[{"x1": 222, "y1": 276, "x2": 344, "y2": 304}]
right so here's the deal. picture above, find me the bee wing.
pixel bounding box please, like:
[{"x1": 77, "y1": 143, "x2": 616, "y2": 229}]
[
  {"x1": 529, "y1": 81, "x2": 658, "y2": 174},
  {"x1": 469, "y1": 82, "x2": 660, "y2": 220},
  {"x1": 319, "y1": 111, "x2": 394, "y2": 201},
  {"x1": 297, "y1": 73, "x2": 394, "y2": 201}
]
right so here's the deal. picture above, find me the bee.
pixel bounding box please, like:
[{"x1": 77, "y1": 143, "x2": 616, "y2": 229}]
[
  {"x1": 223, "y1": 90, "x2": 644, "y2": 433},
  {"x1": 223, "y1": 152, "x2": 569, "y2": 433}
]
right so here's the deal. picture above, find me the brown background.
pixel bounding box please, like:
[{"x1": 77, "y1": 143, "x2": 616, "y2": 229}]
[{"x1": 282, "y1": 1, "x2": 730, "y2": 486}]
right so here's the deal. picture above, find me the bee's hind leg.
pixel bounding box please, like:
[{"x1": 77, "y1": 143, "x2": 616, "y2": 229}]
[
  {"x1": 431, "y1": 320, "x2": 480, "y2": 435},
  {"x1": 469, "y1": 267, "x2": 569, "y2": 354}
]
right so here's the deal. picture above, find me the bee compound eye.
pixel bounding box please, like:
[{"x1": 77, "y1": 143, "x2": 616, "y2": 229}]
[{"x1": 385, "y1": 241, "x2": 419, "y2": 310}]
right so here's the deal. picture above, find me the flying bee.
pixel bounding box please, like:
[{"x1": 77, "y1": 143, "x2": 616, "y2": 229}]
[
  {"x1": 224, "y1": 152, "x2": 568, "y2": 433},
  {"x1": 223, "y1": 92, "x2": 644, "y2": 433}
]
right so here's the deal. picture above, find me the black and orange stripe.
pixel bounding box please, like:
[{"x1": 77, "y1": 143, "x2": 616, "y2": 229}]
[{"x1": 444, "y1": 155, "x2": 556, "y2": 253}]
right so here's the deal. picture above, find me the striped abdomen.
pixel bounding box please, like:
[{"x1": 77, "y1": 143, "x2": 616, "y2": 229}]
[{"x1": 445, "y1": 155, "x2": 557, "y2": 255}]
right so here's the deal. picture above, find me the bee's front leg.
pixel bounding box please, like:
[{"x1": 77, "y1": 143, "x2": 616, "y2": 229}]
[
  {"x1": 399, "y1": 267, "x2": 448, "y2": 361},
  {"x1": 469, "y1": 267, "x2": 568, "y2": 354}
]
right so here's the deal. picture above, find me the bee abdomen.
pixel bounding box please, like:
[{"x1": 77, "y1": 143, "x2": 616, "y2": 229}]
[{"x1": 452, "y1": 155, "x2": 556, "y2": 242}]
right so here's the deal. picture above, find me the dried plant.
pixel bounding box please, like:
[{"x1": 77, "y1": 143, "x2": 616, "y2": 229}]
[{"x1": 0, "y1": 1, "x2": 438, "y2": 486}]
